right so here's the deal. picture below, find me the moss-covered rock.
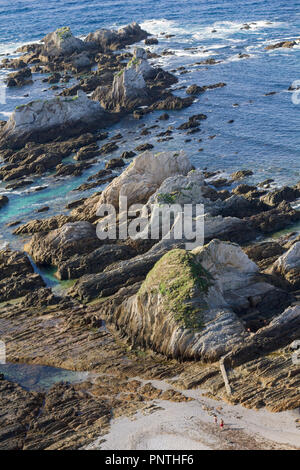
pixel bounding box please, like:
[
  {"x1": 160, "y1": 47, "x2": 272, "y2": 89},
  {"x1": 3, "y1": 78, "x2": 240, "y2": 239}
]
[
  {"x1": 101, "y1": 241, "x2": 256, "y2": 361},
  {"x1": 139, "y1": 249, "x2": 212, "y2": 330}
]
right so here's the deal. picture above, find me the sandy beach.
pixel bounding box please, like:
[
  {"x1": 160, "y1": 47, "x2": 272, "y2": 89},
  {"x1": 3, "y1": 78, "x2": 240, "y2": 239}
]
[{"x1": 86, "y1": 379, "x2": 300, "y2": 450}]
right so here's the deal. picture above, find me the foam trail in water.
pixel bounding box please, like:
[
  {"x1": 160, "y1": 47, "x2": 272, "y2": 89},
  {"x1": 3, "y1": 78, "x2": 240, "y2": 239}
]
[{"x1": 140, "y1": 18, "x2": 186, "y2": 36}]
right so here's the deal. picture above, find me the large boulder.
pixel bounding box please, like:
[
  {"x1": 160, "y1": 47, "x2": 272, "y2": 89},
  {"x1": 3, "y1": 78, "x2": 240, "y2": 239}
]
[
  {"x1": 139, "y1": 170, "x2": 256, "y2": 245},
  {"x1": 0, "y1": 249, "x2": 45, "y2": 301},
  {"x1": 101, "y1": 242, "x2": 256, "y2": 361},
  {"x1": 97, "y1": 150, "x2": 193, "y2": 209},
  {"x1": 41, "y1": 27, "x2": 85, "y2": 56},
  {"x1": 24, "y1": 221, "x2": 101, "y2": 266},
  {"x1": 0, "y1": 91, "x2": 115, "y2": 149},
  {"x1": 244, "y1": 241, "x2": 285, "y2": 269},
  {"x1": 271, "y1": 242, "x2": 300, "y2": 289},
  {"x1": 90, "y1": 240, "x2": 289, "y2": 361},
  {"x1": 5, "y1": 67, "x2": 32, "y2": 87},
  {"x1": 261, "y1": 186, "x2": 300, "y2": 206},
  {"x1": 85, "y1": 22, "x2": 148, "y2": 51}
]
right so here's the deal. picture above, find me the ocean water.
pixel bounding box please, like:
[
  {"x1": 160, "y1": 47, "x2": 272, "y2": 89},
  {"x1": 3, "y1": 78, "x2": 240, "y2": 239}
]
[{"x1": 0, "y1": 0, "x2": 299, "y2": 248}]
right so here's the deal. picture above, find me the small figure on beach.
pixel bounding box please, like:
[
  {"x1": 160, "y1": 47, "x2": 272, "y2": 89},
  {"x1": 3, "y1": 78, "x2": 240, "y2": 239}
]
[
  {"x1": 220, "y1": 418, "x2": 224, "y2": 430},
  {"x1": 214, "y1": 415, "x2": 218, "y2": 425}
]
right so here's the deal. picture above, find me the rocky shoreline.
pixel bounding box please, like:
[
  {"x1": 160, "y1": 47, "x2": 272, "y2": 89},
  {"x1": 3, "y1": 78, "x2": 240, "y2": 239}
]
[{"x1": 0, "y1": 21, "x2": 299, "y2": 450}]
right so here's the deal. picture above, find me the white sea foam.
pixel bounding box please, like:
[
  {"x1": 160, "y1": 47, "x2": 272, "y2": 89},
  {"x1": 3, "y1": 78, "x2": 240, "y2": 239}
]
[
  {"x1": 222, "y1": 53, "x2": 255, "y2": 64},
  {"x1": 0, "y1": 111, "x2": 12, "y2": 119},
  {"x1": 192, "y1": 20, "x2": 283, "y2": 41},
  {"x1": 170, "y1": 48, "x2": 217, "y2": 58},
  {"x1": 0, "y1": 240, "x2": 9, "y2": 250},
  {"x1": 140, "y1": 18, "x2": 186, "y2": 36},
  {"x1": 0, "y1": 40, "x2": 35, "y2": 57}
]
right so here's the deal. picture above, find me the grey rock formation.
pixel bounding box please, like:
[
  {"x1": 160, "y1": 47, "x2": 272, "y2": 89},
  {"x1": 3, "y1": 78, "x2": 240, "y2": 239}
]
[
  {"x1": 41, "y1": 27, "x2": 85, "y2": 56},
  {"x1": 0, "y1": 91, "x2": 115, "y2": 149},
  {"x1": 24, "y1": 221, "x2": 101, "y2": 266},
  {"x1": 85, "y1": 22, "x2": 148, "y2": 51},
  {"x1": 271, "y1": 241, "x2": 300, "y2": 289},
  {"x1": 92, "y1": 48, "x2": 153, "y2": 112}
]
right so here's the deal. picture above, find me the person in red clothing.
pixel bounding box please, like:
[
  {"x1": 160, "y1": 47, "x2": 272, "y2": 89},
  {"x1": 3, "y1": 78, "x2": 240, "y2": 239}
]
[{"x1": 220, "y1": 418, "x2": 224, "y2": 430}]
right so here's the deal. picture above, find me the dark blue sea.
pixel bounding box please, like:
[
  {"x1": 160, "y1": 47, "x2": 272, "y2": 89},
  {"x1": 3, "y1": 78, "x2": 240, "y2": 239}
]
[{"x1": 0, "y1": 0, "x2": 299, "y2": 251}]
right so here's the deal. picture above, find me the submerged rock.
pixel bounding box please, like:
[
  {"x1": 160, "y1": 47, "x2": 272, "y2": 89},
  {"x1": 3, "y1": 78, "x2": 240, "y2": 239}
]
[
  {"x1": 265, "y1": 39, "x2": 299, "y2": 50},
  {"x1": 0, "y1": 195, "x2": 8, "y2": 209}
]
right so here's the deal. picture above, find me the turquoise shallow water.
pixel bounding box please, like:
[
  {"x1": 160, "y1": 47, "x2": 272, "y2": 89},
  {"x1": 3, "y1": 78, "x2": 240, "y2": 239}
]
[
  {"x1": 0, "y1": 0, "x2": 299, "y2": 249},
  {"x1": 0, "y1": 362, "x2": 90, "y2": 391}
]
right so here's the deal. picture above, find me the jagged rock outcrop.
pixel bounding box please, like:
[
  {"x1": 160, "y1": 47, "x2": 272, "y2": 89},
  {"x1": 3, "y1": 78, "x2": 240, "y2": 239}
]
[
  {"x1": 97, "y1": 150, "x2": 193, "y2": 210},
  {"x1": 138, "y1": 170, "x2": 256, "y2": 244},
  {"x1": 5, "y1": 67, "x2": 32, "y2": 87},
  {"x1": 20, "y1": 287, "x2": 63, "y2": 308},
  {"x1": 0, "y1": 249, "x2": 45, "y2": 301},
  {"x1": 228, "y1": 305, "x2": 300, "y2": 369},
  {"x1": 68, "y1": 242, "x2": 172, "y2": 301},
  {"x1": 41, "y1": 27, "x2": 85, "y2": 57},
  {"x1": 0, "y1": 133, "x2": 97, "y2": 180},
  {"x1": 248, "y1": 201, "x2": 300, "y2": 233},
  {"x1": 261, "y1": 186, "x2": 300, "y2": 206},
  {"x1": 92, "y1": 48, "x2": 152, "y2": 112},
  {"x1": 56, "y1": 244, "x2": 136, "y2": 280},
  {"x1": 203, "y1": 214, "x2": 255, "y2": 244},
  {"x1": 0, "y1": 91, "x2": 116, "y2": 149},
  {"x1": 13, "y1": 215, "x2": 72, "y2": 236},
  {"x1": 85, "y1": 22, "x2": 148, "y2": 51},
  {"x1": 244, "y1": 241, "x2": 285, "y2": 269},
  {"x1": 271, "y1": 242, "x2": 300, "y2": 289},
  {"x1": 24, "y1": 221, "x2": 102, "y2": 266}
]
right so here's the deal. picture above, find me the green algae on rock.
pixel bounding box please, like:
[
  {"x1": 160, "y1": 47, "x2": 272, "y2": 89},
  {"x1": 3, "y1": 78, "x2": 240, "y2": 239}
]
[{"x1": 139, "y1": 249, "x2": 213, "y2": 330}]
